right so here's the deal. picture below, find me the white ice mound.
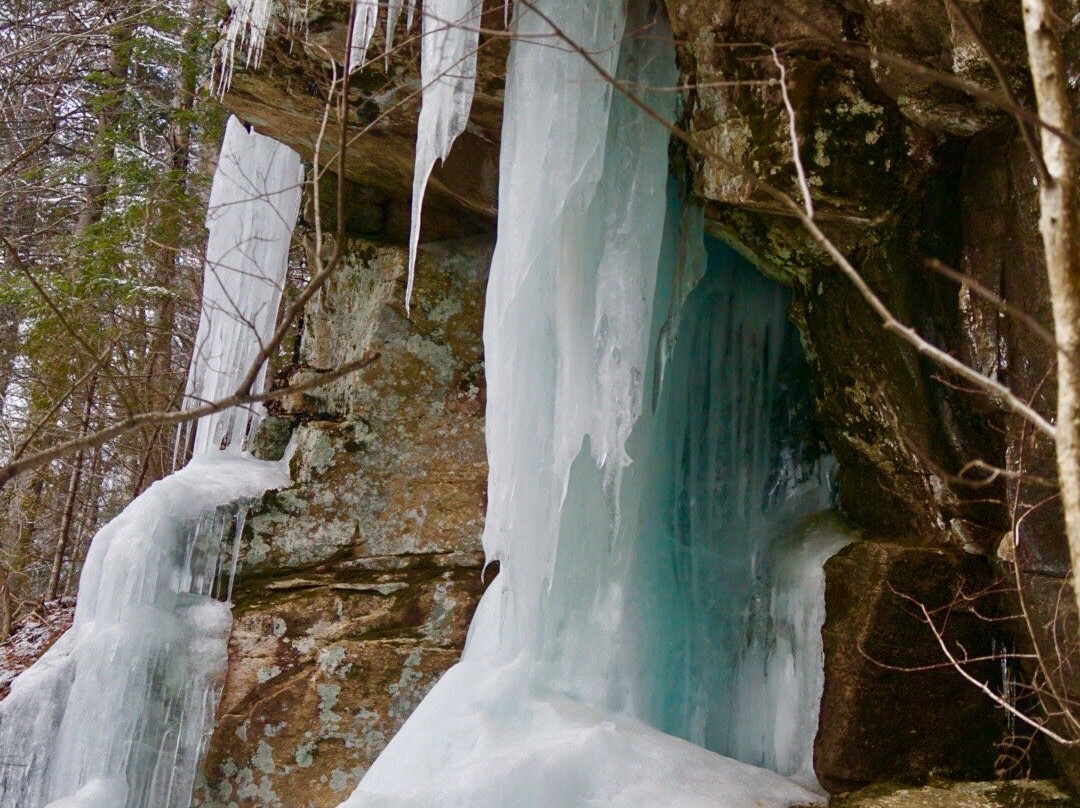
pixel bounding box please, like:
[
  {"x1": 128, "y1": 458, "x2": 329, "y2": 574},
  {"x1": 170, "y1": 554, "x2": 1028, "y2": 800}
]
[
  {"x1": 0, "y1": 455, "x2": 290, "y2": 808},
  {"x1": 43, "y1": 777, "x2": 128, "y2": 808},
  {"x1": 346, "y1": 660, "x2": 823, "y2": 808}
]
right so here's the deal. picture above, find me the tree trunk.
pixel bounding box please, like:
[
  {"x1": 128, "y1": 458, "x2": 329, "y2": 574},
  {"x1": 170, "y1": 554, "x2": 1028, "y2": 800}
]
[
  {"x1": 47, "y1": 378, "x2": 96, "y2": 602},
  {"x1": 64, "y1": 447, "x2": 103, "y2": 599},
  {"x1": 132, "y1": 0, "x2": 203, "y2": 494},
  {"x1": 73, "y1": 18, "x2": 133, "y2": 239},
  {"x1": 1022, "y1": 0, "x2": 1080, "y2": 620}
]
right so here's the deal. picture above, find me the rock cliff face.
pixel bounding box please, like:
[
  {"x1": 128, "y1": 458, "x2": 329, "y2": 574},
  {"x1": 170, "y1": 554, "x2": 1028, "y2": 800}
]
[
  {"x1": 194, "y1": 238, "x2": 491, "y2": 807},
  {"x1": 207, "y1": 0, "x2": 1079, "y2": 802},
  {"x1": 661, "y1": 0, "x2": 1076, "y2": 785}
]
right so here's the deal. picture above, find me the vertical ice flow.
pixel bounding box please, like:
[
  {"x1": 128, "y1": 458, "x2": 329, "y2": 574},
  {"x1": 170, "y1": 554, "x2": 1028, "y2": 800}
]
[
  {"x1": 183, "y1": 115, "x2": 302, "y2": 457},
  {"x1": 0, "y1": 118, "x2": 299, "y2": 808},
  {"x1": 337, "y1": 1, "x2": 851, "y2": 806}
]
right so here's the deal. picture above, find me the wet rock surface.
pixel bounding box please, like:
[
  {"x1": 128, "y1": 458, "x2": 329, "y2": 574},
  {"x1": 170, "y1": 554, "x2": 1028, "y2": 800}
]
[
  {"x1": 816, "y1": 540, "x2": 1009, "y2": 792},
  {"x1": 661, "y1": 0, "x2": 1034, "y2": 548}
]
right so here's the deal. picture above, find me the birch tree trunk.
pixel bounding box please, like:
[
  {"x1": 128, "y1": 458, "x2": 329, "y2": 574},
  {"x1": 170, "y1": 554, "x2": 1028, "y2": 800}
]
[{"x1": 1022, "y1": 0, "x2": 1080, "y2": 619}]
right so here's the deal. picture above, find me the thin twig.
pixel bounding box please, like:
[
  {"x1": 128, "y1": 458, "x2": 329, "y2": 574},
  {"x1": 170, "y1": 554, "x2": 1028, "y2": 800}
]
[{"x1": 771, "y1": 47, "x2": 813, "y2": 219}]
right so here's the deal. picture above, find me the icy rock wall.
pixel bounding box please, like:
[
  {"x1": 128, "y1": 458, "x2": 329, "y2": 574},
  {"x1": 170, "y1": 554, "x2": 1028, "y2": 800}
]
[
  {"x1": 333, "y1": 1, "x2": 848, "y2": 806},
  {"x1": 0, "y1": 119, "x2": 299, "y2": 808}
]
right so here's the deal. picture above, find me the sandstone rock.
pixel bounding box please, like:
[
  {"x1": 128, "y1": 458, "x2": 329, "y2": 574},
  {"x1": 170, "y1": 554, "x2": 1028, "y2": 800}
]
[
  {"x1": 816, "y1": 540, "x2": 1009, "y2": 792},
  {"x1": 660, "y1": 0, "x2": 1065, "y2": 585},
  {"x1": 250, "y1": 417, "x2": 295, "y2": 462},
  {"x1": 193, "y1": 236, "x2": 491, "y2": 807}
]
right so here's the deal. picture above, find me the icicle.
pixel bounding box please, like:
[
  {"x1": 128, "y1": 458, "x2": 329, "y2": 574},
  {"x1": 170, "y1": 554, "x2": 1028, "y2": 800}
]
[
  {"x1": 349, "y1": 0, "x2": 380, "y2": 72},
  {"x1": 652, "y1": 204, "x2": 706, "y2": 409},
  {"x1": 217, "y1": 0, "x2": 274, "y2": 94},
  {"x1": 405, "y1": 0, "x2": 483, "y2": 313},
  {"x1": 385, "y1": 0, "x2": 405, "y2": 67}
]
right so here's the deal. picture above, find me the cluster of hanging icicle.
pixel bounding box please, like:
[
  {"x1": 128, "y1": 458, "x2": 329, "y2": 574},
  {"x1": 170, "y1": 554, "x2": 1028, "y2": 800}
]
[
  {"x1": 217, "y1": 0, "x2": 487, "y2": 311},
  {"x1": 0, "y1": 118, "x2": 300, "y2": 808}
]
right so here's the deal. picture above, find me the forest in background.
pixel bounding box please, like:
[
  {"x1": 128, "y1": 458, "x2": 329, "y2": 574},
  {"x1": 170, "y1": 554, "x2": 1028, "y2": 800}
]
[{"x1": 0, "y1": 0, "x2": 239, "y2": 637}]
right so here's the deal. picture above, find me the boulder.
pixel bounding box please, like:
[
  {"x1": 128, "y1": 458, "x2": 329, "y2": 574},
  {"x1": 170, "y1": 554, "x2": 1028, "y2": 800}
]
[{"x1": 816, "y1": 540, "x2": 1010, "y2": 792}]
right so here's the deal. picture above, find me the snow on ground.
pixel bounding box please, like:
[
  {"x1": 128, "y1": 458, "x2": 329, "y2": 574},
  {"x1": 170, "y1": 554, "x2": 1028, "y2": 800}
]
[{"x1": 0, "y1": 600, "x2": 75, "y2": 699}]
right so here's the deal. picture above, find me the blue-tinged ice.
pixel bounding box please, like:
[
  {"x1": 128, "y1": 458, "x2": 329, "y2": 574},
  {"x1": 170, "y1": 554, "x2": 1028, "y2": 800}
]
[
  {"x1": 0, "y1": 117, "x2": 299, "y2": 808},
  {"x1": 337, "y1": 1, "x2": 851, "y2": 806}
]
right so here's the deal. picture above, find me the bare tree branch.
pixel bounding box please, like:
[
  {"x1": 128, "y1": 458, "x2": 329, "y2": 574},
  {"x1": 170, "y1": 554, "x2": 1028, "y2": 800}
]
[{"x1": 517, "y1": 0, "x2": 1055, "y2": 438}]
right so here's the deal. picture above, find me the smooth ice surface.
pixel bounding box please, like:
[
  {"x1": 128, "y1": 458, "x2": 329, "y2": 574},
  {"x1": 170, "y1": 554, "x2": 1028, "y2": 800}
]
[
  {"x1": 349, "y1": 0, "x2": 381, "y2": 72},
  {"x1": 725, "y1": 516, "x2": 852, "y2": 786},
  {"x1": 0, "y1": 117, "x2": 299, "y2": 808},
  {"x1": 338, "y1": 1, "x2": 847, "y2": 807},
  {"x1": 0, "y1": 458, "x2": 290, "y2": 808},
  {"x1": 183, "y1": 116, "x2": 302, "y2": 457},
  {"x1": 348, "y1": 661, "x2": 821, "y2": 808}
]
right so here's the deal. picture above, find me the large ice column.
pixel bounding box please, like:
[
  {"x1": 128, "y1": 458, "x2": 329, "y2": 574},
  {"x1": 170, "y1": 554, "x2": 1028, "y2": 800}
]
[
  {"x1": 334, "y1": 0, "x2": 855, "y2": 804},
  {"x1": 183, "y1": 116, "x2": 303, "y2": 457},
  {"x1": 0, "y1": 118, "x2": 299, "y2": 808},
  {"x1": 337, "y1": 1, "x2": 841, "y2": 806}
]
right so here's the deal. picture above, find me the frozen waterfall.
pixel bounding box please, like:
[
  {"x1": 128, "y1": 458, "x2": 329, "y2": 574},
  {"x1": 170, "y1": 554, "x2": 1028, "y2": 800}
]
[
  {"x1": 0, "y1": 118, "x2": 300, "y2": 808},
  {"x1": 337, "y1": 1, "x2": 851, "y2": 807}
]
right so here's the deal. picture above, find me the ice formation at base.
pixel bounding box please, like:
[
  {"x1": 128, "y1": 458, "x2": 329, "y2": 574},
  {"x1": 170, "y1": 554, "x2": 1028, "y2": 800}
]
[
  {"x1": 338, "y1": 2, "x2": 851, "y2": 807},
  {"x1": 0, "y1": 118, "x2": 300, "y2": 808}
]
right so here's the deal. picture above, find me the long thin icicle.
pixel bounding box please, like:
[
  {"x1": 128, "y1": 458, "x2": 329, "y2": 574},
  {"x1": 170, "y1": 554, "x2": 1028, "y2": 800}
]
[
  {"x1": 405, "y1": 0, "x2": 483, "y2": 312},
  {"x1": 386, "y1": 0, "x2": 406, "y2": 65},
  {"x1": 349, "y1": 0, "x2": 381, "y2": 72},
  {"x1": 218, "y1": 0, "x2": 478, "y2": 314}
]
